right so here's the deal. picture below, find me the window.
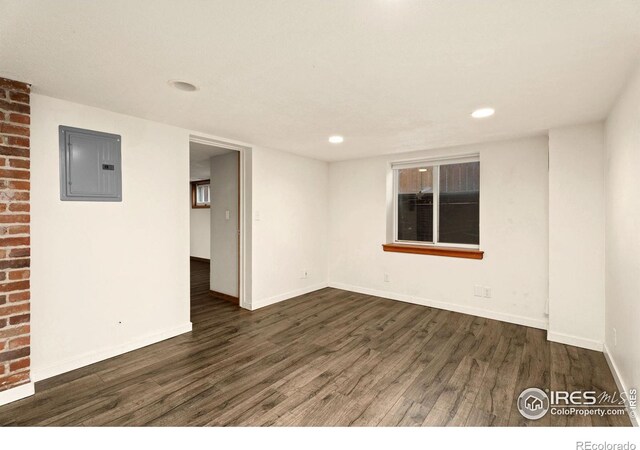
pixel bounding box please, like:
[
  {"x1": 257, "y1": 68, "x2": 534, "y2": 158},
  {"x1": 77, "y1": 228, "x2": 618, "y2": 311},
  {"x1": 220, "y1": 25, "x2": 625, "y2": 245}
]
[
  {"x1": 393, "y1": 155, "x2": 480, "y2": 248},
  {"x1": 191, "y1": 180, "x2": 210, "y2": 208}
]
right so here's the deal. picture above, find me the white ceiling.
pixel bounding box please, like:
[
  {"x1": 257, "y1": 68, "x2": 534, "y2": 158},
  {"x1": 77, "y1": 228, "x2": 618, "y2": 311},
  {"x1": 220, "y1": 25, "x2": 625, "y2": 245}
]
[
  {"x1": 189, "y1": 142, "x2": 233, "y2": 181},
  {"x1": 2, "y1": 0, "x2": 640, "y2": 161}
]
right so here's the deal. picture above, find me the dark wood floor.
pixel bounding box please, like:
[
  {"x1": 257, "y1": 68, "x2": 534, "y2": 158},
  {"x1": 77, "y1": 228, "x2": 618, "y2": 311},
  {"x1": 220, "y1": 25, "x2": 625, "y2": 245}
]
[{"x1": 0, "y1": 260, "x2": 629, "y2": 426}]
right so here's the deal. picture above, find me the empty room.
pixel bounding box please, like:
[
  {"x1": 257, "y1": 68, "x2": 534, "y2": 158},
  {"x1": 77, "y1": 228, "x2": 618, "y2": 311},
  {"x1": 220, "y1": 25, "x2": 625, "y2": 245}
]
[{"x1": 0, "y1": 0, "x2": 639, "y2": 446}]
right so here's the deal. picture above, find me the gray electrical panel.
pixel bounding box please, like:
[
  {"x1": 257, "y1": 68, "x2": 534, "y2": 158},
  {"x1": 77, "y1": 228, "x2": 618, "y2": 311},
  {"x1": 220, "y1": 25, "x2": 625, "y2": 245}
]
[{"x1": 59, "y1": 126, "x2": 122, "y2": 201}]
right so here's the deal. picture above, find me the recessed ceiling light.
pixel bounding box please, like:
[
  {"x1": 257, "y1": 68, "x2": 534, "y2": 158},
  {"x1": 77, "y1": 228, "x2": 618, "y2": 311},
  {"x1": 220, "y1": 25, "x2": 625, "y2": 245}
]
[
  {"x1": 168, "y1": 80, "x2": 198, "y2": 92},
  {"x1": 329, "y1": 135, "x2": 344, "y2": 144},
  {"x1": 418, "y1": 168, "x2": 428, "y2": 172},
  {"x1": 471, "y1": 107, "x2": 495, "y2": 119}
]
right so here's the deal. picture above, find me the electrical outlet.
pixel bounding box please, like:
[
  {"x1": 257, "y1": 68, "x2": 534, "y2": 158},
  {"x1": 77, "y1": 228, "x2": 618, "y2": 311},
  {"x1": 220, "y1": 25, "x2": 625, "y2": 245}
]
[
  {"x1": 483, "y1": 287, "x2": 492, "y2": 298},
  {"x1": 474, "y1": 285, "x2": 483, "y2": 297},
  {"x1": 613, "y1": 328, "x2": 617, "y2": 347},
  {"x1": 384, "y1": 273, "x2": 390, "y2": 282}
]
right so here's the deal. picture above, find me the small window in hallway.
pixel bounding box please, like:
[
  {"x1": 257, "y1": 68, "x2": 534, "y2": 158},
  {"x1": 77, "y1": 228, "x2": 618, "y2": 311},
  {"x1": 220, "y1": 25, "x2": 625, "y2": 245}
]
[{"x1": 191, "y1": 180, "x2": 210, "y2": 208}]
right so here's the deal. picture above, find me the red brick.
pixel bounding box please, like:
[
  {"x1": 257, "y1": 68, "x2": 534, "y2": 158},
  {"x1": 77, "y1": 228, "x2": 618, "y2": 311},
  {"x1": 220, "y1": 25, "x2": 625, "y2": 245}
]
[
  {"x1": 0, "y1": 100, "x2": 30, "y2": 115},
  {"x1": 5, "y1": 136, "x2": 29, "y2": 148},
  {"x1": 9, "y1": 314, "x2": 29, "y2": 325},
  {"x1": 9, "y1": 357, "x2": 29, "y2": 372},
  {"x1": 0, "y1": 324, "x2": 29, "y2": 339},
  {"x1": 0, "y1": 213, "x2": 29, "y2": 223},
  {"x1": 6, "y1": 225, "x2": 29, "y2": 235},
  {"x1": 8, "y1": 181, "x2": 29, "y2": 191},
  {"x1": 0, "y1": 280, "x2": 30, "y2": 293},
  {"x1": 8, "y1": 203, "x2": 30, "y2": 212},
  {"x1": 0, "y1": 302, "x2": 29, "y2": 317},
  {"x1": 0, "y1": 318, "x2": 5, "y2": 328},
  {"x1": 0, "y1": 89, "x2": 5, "y2": 100},
  {"x1": 0, "y1": 236, "x2": 29, "y2": 247},
  {"x1": 0, "y1": 146, "x2": 29, "y2": 158},
  {"x1": 0, "y1": 79, "x2": 30, "y2": 93},
  {"x1": 8, "y1": 270, "x2": 29, "y2": 280},
  {"x1": 0, "y1": 258, "x2": 30, "y2": 270},
  {"x1": 1, "y1": 191, "x2": 29, "y2": 202},
  {"x1": 0, "y1": 169, "x2": 29, "y2": 180},
  {"x1": 0, "y1": 295, "x2": 6, "y2": 305},
  {"x1": 8, "y1": 158, "x2": 29, "y2": 169},
  {"x1": 0, "y1": 123, "x2": 29, "y2": 137},
  {"x1": 8, "y1": 248, "x2": 30, "y2": 258},
  {"x1": 8, "y1": 113, "x2": 29, "y2": 125},
  {"x1": 0, "y1": 111, "x2": 4, "y2": 121},
  {"x1": 8, "y1": 291, "x2": 29, "y2": 302},
  {"x1": 0, "y1": 371, "x2": 29, "y2": 390},
  {"x1": 8, "y1": 335, "x2": 29, "y2": 349},
  {"x1": 0, "y1": 346, "x2": 29, "y2": 363},
  {"x1": 8, "y1": 92, "x2": 29, "y2": 104},
  {"x1": 0, "y1": 272, "x2": 5, "y2": 282},
  {"x1": 0, "y1": 365, "x2": 4, "y2": 376}
]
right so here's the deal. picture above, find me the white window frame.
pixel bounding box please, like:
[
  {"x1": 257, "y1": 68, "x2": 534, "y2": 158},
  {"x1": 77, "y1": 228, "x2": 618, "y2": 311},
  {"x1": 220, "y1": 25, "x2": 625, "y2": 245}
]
[
  {"x1": 391, "y1": 153, "x2": 480, "y2": 249},
  {"x1": 196, "y1": 183, "x2": 210, "y2": 205}
]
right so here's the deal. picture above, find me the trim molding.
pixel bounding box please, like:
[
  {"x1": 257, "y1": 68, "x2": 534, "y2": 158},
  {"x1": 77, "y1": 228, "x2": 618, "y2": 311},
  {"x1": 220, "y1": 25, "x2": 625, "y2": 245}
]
[
  {"x1": 32, "y1": 322, "x2": 193, "y2": 382},
  {"x1": 0, "y1": 382, "x2": 34, "y2": 407},
  {"x1": 382, "y1": 243, "x2": 484, "y2": 260},
  {"x1": 190, "y1": 256, "x2": 210, "y2": 263},
  {"x1": 251, "y1": 283, "x2": 328, "y2": 310},
  {"x1": 210, "y1": 290, "x2": 239, "y2": 305},
  {"x1": 328, "y1": 282, "x2": 548, "y2": 330},
  {"x1": 604, "y1": 344, "x2": 639, "y2": 427},
  {"x1": 546, "y1": 331, "x2": 603, "y2": 352}
]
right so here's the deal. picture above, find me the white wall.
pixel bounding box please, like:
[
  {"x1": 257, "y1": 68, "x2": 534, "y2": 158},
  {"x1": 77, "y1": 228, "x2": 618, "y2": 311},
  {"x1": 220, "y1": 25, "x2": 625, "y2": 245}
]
[
  {"x1": 30, "y1": 94, "x2": 192, "y2": 380},
  {"x1": 328, "y1": 136, "x2": 549, "y2": 329},
  {"x1": 251, "y1": 147, "x2": 329, "y2": 309},
  {"x1": 548, "y1": 123, "x2": 605, "y2": 350},
  {"x1": 604, "y1": 62, "x2": 640, "y2": 422},
  {"x1": 210, "y1": 152, "x2": 239, "y2": 297},
  {"x1": 190, "y1": 207, "x2": 210, "y2": 259}
]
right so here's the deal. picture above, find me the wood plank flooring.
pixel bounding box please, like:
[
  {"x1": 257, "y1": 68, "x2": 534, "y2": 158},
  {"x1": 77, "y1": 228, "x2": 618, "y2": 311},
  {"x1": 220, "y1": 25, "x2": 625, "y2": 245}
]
[{"x1": 0, "y1": 260, "x2": 630, "y2": 426}]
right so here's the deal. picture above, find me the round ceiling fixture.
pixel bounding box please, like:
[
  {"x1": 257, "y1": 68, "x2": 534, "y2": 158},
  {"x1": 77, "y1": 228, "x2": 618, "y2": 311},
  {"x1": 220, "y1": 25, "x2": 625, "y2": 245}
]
[
  {"x1": 168, "y1": 80, "x2": 198, "y2": 92},
  {"x1": 328, "y1": 135, "x2": 344, "y2": 144},
  {"x1": 471, "y1": 107, "x2": 495, "y2": 119}
]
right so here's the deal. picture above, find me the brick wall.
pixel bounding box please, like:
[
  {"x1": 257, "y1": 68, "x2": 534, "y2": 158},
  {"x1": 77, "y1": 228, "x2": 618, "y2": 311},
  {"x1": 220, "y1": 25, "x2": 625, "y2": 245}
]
[{"x1": 0, "y1": 78, "x2": 31, "y2": 392}]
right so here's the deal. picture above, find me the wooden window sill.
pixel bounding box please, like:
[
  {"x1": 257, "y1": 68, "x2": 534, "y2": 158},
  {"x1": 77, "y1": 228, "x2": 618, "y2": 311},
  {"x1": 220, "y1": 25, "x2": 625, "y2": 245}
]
[{"x1": 382, "y1": 243, "x2": 484, "y2": 260}]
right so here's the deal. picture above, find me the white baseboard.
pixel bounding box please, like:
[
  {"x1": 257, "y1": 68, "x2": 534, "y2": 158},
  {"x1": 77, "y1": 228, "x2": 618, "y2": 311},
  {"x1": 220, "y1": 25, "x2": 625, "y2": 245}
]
[
  {"x1": 328, "y1": 282, "x2": 548, "y2": 330},
  {"x1": 32, "y1": 322, "x2": 193, "y2": 382},
  {"x1": 547, "y1": 331, "x2": 603, "y2": 352},
  {"x1": 604, "y1": 343, "x2": 639, "y2": 427},
  {"x1": 0, "y1": 382, "x2": 34, "y2": 407},
  {"x1": 251, "y1": 283, "x2": 329, "y2": 310}
]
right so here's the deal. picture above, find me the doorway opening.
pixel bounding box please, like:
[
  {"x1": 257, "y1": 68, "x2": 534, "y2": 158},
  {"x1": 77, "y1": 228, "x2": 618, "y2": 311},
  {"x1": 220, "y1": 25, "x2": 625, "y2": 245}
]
[{"x1": 189, "y1": 137, "x2": 250, "y2": 315}]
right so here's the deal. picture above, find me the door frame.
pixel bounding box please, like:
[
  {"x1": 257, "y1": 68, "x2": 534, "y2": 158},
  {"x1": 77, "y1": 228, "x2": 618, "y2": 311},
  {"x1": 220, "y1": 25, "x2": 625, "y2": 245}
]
[{"x1": 189, "y1": 135, "x2": 252, "y2": 310}]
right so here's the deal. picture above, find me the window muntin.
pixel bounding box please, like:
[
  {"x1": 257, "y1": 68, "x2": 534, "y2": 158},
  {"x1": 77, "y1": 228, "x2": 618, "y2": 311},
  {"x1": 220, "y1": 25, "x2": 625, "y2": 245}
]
[{"x1": 394, "y1": 157, "x2": 479, "y2": 247}]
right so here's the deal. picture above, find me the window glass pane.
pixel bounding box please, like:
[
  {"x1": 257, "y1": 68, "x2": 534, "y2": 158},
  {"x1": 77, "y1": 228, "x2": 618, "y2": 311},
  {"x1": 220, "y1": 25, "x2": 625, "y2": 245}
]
[
  {"x1": 438, "y1": 162, "x2": 479, "y2": 245},
  {"x1": 197, "y1": 184, "x2": 210, "y2": 205},
  {"x1": 397, "y1": 167, "x2": 433, "y2": 242}
]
